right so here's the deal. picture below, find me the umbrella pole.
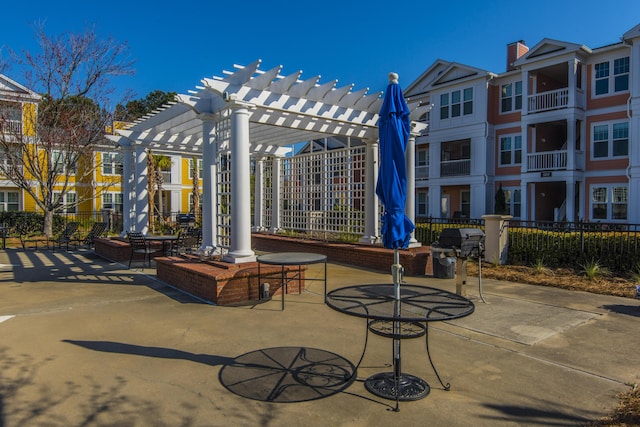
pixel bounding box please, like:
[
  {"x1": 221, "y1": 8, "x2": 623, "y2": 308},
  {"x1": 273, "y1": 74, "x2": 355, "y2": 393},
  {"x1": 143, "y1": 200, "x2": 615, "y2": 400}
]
[{"x1": 392, "y1": 248, "x2": 401, "y2": 411}]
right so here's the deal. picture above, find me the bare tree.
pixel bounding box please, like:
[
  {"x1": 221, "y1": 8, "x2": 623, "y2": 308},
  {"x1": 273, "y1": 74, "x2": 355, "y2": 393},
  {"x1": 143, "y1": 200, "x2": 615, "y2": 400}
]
[{"x1": 0, "y1": 23, "x2": 134, "y2": 236}]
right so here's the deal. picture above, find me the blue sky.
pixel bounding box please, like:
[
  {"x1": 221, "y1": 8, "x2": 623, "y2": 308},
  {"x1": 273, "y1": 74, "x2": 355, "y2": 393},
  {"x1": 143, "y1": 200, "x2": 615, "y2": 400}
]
[{"x1": 2, "y1": 0, "x2": 639, "y2": 108}]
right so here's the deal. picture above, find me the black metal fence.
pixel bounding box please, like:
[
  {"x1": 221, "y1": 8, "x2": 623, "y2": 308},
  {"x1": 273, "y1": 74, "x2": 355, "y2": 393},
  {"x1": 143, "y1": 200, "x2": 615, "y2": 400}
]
[
  {"x1": 415, "y1": 217, "x2": 640, "y2": 274},
  {"x1": 0, "y1": 210, "x2": 124, "y2": 235},
  {"x1": 507, "y1": 220, "x2": 640, "y2": 273}
]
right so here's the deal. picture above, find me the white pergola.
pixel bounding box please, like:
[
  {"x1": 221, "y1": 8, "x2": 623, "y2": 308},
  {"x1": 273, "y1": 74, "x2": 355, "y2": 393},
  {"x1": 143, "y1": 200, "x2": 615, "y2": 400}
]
[{"x1": 109, "y1": 60, "x2": 428, "y2": 263}]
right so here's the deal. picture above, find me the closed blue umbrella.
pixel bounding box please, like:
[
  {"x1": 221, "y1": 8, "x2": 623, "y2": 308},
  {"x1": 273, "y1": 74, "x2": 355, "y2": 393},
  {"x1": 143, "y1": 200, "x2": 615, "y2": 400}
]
[
  {"x1": 376, "y1": 73, "x2": 415, "y2": 250},
  {"x1": 370, "y1": 73, "x2": 424, "y2": 410}
]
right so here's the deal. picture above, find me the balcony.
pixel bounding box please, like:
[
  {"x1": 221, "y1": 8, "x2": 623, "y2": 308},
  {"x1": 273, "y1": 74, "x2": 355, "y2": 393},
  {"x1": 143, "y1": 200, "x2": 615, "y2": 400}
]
[
  {"x1": 527, "y1": 89, "x2": 569, "y2": 113},
  {"x1": 0, "y1": 120, "x2": 22, "y2": 136},
  {"x1": 527, "y1": 150, "x2": 567, "y2": 171},
  {"x1": 416, "y1": 165, "x2": 429, "y2": 180},
  {"x1": 440, "y1": 159, "x2": 470, "y2": 177}
]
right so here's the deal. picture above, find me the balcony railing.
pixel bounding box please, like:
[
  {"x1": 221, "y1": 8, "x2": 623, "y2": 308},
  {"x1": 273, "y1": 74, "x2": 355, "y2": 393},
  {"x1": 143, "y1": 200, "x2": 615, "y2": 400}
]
[
  {"x1": 527, "y1": 88, "x2": 569, "y2": 113},
  {"x1": 0, "y1": 120, "x2": 22, "y2": 136},
  {"x1": 440, "y1": 159, "x2": 470, "y2": 177},
  {"x1": 527, "y1": 150, "x2": 567, "y2": 171},
  {"x1": 416, "y1": 165, "x2": 429, "y2": 180},
  {"x1": 160, "y1": 171, "x2": 172, "y2": 184}
]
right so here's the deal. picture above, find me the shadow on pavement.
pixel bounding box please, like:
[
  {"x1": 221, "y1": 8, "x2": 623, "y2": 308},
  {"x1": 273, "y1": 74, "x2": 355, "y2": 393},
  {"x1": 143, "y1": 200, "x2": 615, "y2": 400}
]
[
  {"x1": 63, "y1": 340, "x2": 356, "y2": 404},
  {"x1": 602, "y1": 304, "x2": 640, "y2": 317},
  {"x1": 1, "y1": 248, "x2": 203, "y2": 304}
]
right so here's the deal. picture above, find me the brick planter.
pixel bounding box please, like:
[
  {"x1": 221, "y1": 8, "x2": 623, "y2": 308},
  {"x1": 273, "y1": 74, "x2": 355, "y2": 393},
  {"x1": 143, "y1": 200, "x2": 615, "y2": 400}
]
[
  {"x1": 252, "y1": 233, "x2": 431, "y2": 276},
  {"x1": 156, "y1": 256, "x2": 306, "y2": 306}
]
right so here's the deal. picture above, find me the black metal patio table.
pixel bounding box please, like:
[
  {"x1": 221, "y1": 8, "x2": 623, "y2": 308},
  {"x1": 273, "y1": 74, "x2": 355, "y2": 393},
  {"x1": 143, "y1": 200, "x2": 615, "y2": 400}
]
[
  {"x1": 325, "y1": 283, "x2": 474, "y2": 409},
  {"x1": 257, "y1": 252, "x2": 327, "y2": 310}
]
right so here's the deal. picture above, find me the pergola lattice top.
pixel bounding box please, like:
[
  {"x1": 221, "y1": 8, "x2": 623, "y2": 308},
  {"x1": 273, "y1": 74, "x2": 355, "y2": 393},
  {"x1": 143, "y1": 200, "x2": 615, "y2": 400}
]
[{"x1": 112, "y1": 60, "x2": 427, "y2": 155}]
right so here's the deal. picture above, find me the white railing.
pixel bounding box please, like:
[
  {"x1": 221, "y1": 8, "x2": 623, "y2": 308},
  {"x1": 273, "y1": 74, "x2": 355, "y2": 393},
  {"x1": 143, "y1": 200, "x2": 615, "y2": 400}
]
[
  {"x1": 0, "y1": 120, "x2": 22, "y2": 135},
  {"x1": 527, "y1": 88, "x2": 569, "y2": 113},
  {"x1": 554, "y1": 200, "x2": 566, "y2": 222},
  {"x1": 161, "y1": 170, "x2": 171, "y2": 184},
  {"x1": 527, "y1": 150, "x2": 567, "y2": 171},
  {"x1": 416, "y1": 165, "x2": 429, "y2": 180},
  {"x1": 440, "y1": 159, "x2": 470, "y2": 177}
]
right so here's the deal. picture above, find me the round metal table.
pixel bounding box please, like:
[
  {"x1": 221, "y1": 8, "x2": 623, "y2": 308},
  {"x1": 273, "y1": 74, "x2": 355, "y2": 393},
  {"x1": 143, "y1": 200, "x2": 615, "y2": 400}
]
[
  {"x1": 257, "y1": 252, "x2": 327, "y2": 310},
  {"x1": 325, "y1": 283, "x2": 474, "y2": 408}
]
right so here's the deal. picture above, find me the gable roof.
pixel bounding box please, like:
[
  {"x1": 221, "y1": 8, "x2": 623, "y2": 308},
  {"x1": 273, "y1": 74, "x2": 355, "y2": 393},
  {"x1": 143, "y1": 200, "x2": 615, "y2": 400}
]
[
  {"x1": 0, "y1": 74, "x2": 41, "y2": 102},
  {"x1": 512, "y1": 38, "x2": 591, "y2": 67},
  {"x1": 405, "y1": 60, "x2": 495, "y2": 97},
  {"x1": 623, "y1": 23, "x2": 640, "y2": 42}
]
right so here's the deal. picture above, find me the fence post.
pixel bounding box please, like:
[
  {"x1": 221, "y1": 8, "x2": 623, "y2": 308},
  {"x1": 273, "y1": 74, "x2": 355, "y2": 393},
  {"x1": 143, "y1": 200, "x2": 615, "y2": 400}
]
[{"x1": 482, "y1": 215, "x2": 512, "y2": 265}]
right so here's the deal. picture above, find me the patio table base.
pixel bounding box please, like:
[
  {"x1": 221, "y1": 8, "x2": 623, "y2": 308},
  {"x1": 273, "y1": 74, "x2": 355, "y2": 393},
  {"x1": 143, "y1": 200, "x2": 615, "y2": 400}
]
[{"x1": 364, "y1": 372, "x2": 430, "y2": 401}]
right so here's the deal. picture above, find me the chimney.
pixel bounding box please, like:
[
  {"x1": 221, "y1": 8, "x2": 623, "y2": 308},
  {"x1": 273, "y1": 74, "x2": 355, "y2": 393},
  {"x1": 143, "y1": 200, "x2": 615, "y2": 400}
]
[{"x1": 507, "y1": 40, "x2": 529, "y2": 71}]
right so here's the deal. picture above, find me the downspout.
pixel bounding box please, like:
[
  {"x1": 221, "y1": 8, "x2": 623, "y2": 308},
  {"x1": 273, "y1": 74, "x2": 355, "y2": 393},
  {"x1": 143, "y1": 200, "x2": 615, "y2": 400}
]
[{"x1": 626, "y1": 95, "x2": 632, "y2": 180}]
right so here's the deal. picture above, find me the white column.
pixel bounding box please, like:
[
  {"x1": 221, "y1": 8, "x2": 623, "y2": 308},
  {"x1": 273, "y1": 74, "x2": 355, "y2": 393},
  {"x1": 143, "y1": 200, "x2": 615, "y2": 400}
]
[
  {"x1": 429, "y1": 185, "x2": 442, "y2": 217},
  {"x1": 568, "y1": 58, "x2": 577, "y2": 108},
  {"x1": 566, "y1": 117, "x2": 576, "y2": 170},
  {"x1": 360, "y1": 139, "x2": 380, "y2": 244},
  {"x1": 470, "y1": 182, "x2": 487, "y2": 218},
  {"x1": 482, "y1": 215, "x2": 511, "y2": 265},
  {"x1": 134, "y1": 144, "x2": 149, "y2": 235},
  {"x1": 120, "y1": 144, "x2": 134, "y2": 236},
  {"x1": 199, "y1": 114, "x2": 217, "y2": 249},
  {"x1": 270, "y1": 157, "x2": 282, "y2": 233},
  {"x1": 252, "y1": 157, "x2": 265, "y2": 231},
  {"x1": 520, "y1": 180, "x2": 529, "y2": 221},
  {"x1": 224, "y1": 102, "x2": 256, "y2": 263},
  {"x1": 566, "y1": 180, "x2": 575, "y2": 222},
  {"x1": 405, "y1": 134, "x2": 418, "y2": 246}
]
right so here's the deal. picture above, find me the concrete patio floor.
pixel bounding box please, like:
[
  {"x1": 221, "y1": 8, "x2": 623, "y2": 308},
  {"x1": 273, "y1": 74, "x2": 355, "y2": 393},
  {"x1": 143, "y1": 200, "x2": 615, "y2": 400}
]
[{"x1": 1, "y1": 247, "x2": 639, "y2": 426}]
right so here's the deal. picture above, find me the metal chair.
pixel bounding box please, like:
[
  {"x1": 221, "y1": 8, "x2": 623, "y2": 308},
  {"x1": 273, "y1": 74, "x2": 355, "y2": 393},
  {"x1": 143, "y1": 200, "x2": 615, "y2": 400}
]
[
  {"x1": 170, "y1": 227, "x2": 201, "y2": 256},
  {"x1": 81, "y1": 222, "x2": 108, "y2": 248},
  {"x1": 127, "y1": 231, "x2": 162, "y2": 269},
  {"x1": 52, "y1": 222, "x2": 79, "y2": 251}
]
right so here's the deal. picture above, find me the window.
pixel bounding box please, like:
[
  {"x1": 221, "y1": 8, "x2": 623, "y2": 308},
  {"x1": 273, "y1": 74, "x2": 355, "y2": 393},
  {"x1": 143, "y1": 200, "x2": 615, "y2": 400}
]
[
  {"x1": 440, "y1": 88, "x2": 472, "y2": 120},
  {"x1": 102, "y1": 193, "x2": 123, "y2": 213},
  {"x1": 51, "y1": 150, "x2": 77, "y2": 174},
  {"x1": 594, "y1": 57, "x2": 629, "y2": 96},
  {"x1": 54, "y1": 192, "x2": 76, "y2": 214},
  {"x1": 591, "y1": 185, "x2": 627, "y2": 221},
  {"x1": 499, "y1": 135, "x2": 522, "y2": 166},
  {"x1": 451, "y1": 90, "x2": 461, "y2": 117},
  {"x1": 463, "y1": 88, "x2": 473, "y2": 115},
  {"x1": 416, "y1": 148, "x2": 429, "y2": 179},
  {"x1": 592, "y1": 122, "x2": 628, "y2": 159},
  {"x1": 189, "y1": 192, "x2": 203, "y2": 213},
  {"x1": 102, "y1": 152, "x2": 123, "y2": 175},
  {"x1": 189, "y1": 158, "x2": 203, "y2": 180},
  {"x1": 440, "y1": 93, "x2": 449, "y2": 119},
  {"x1": 417, "y1": 191, "x2": 429, "y2": 217},
  {"x1": 460, "y1": 190, "x2": 470, "y2": 217},
  {"x1": 504, "y1": 188, "x2": 521, "y2": 218},
  {"x1": 0, "y1": 191, "x2": 19, "y2": 211},
  {"x1": 501, "y1": 82, "x2": 522, "y2": 113}
]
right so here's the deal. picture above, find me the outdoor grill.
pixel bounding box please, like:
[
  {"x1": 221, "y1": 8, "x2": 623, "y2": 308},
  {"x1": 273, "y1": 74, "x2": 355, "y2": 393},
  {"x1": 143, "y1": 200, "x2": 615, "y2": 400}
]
[
  {"x1": 437, "y1": 228, "x2": 485, "y2": 259},
  {"x1": 432, "y1": 228, "x2": 486, "y2": 302}
]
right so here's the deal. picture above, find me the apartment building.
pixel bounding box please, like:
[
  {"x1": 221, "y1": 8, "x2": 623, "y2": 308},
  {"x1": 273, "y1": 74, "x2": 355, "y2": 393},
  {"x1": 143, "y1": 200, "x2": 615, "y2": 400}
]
[
  {"x1": 405, "y1": 23, "x2": 640, "y2": 224},
  {"x1": 0, "y1": 74, "x2": 40, "y2": 212}
]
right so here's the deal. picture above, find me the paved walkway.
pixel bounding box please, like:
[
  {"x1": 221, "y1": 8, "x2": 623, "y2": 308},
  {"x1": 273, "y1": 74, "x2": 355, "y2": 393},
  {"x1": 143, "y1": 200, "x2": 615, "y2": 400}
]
[{"x1": 0, "y1": 248, "x2": 639, "y2": 426}]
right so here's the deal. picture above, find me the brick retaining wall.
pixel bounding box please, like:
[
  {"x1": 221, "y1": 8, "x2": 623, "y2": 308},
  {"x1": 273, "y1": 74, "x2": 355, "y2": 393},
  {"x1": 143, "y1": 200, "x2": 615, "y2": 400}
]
[
  {"x1": 155, "y1": 256, "x2": 305, "y2": 306},
  {"x1": 252, "y1": 233, "x2": 432, "y2": 276}
]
